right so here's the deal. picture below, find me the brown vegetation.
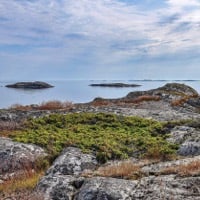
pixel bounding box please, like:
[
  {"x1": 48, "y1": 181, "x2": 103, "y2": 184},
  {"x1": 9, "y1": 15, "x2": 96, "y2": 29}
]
[
  {"x1": 0, "y1": 171, "x2": 44, "y2": 200},
  {"x1": 160, "y1": 160, "x2": 200, "y2": 177},
  {"x1": 9, "y1": 100, "x2": 74, "y2": 111},
  {"x1": 38, "y1": 100, "x2": 73, "y2": 110},
  {"x1": 82, "y1": 160, "x2": 150, "y2": 180},
  {"x1": 124, "y1": 95, "x2": 161, "y2": 104},
  {"x1": 0, "y1": 121, "x2": 20, "y2": 131},
  {"x1": 171, "y1": 94, "x2": 198, "y2": 107},
  {"x1": 0, "y1": 156, "x2": 48, "y2": 200},
  {"x1": 91, "y1": 95, "x2": 161, "y2": 107},
  {"x1": 96, "y1": 161, "x2": 142, "y2": 179}
]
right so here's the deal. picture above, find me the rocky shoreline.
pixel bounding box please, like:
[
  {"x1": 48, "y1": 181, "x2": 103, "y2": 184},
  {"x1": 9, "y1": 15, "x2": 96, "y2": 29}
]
[{"x1": 0, "y1": 83, "x2": 200, "y2": 199}]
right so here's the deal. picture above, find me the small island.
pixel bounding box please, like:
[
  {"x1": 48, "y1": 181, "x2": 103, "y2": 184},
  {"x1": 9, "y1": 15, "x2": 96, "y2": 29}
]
[
  {"x1": 5, "y1": 81, "x2": 54, "y2": 89},
  {"x1": 89, "y1": 83, "x2": 141, "y2": 87}
]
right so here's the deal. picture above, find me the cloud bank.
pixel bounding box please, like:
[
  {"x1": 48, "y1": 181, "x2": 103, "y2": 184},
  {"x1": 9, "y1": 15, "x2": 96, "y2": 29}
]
[{"x1": 0, "y1": 0, "x2": 200, "y2": 80}]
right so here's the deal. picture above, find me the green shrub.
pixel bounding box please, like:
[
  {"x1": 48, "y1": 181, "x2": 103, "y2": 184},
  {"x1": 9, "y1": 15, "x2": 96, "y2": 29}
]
[{"x1": 12, "y1": 113, "x2": 177, "y2": 162}]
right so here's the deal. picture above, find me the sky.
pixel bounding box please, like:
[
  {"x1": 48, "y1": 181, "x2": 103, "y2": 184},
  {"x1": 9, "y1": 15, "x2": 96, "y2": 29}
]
[{"x1": 0, "y1": 0, "x2": 200, "y2": 80}]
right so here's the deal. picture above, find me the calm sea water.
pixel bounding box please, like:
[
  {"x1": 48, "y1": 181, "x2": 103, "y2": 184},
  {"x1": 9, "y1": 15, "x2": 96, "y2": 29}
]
[{"x1": 0, "y1": 80, "x2": 199, "y2": 109}]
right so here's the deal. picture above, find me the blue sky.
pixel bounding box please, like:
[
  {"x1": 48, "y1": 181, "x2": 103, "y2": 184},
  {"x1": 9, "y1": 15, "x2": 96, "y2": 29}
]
[{"x1": 0, "y1": 0, "x2": 200, "y2": 80}]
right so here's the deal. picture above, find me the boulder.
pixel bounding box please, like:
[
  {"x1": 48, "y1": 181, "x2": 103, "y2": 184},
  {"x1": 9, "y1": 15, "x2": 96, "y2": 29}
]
[
  {"x1": 74, "y1": 177, "x2": 137, "y2": 200},
  {"x1": 0, "y1": 137, "x2": 47, "y2": 181},
  {"x1": 6, "y1": 81, "x2": 53, "y2": 89},
  {"x1": 37, "y1": 147, "x2": 97, "y2": 200},
  {"x1": 45, "y1": 147, "x2": 97, "y2": 176},
  {"x1": 168, "y1": 126, "x2": 200, "y2": 156}
]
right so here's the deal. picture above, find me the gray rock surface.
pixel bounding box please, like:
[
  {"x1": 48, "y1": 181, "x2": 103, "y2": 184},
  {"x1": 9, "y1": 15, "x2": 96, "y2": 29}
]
[
  {"x1": 0, "y1": 137, "x2": 47, "y2": 182},
  {"x1": 75, "y1": 176, "x2": 200, "y2": 200},
  {"x1": 74, "y1": 177, "x2": 137, "y2": 200},
  {"x1": 37, "y1": 147, "x2": 97, "y2": 200},
  {"x1": 46, "y1": 147, "x2": 97, "y2": 176},
  {"x1": 168, "y1": 126, "x2": 200, "y2": 156},
  {"x1": 142, "y1": 155, "x2": 200, "y2": 175}
]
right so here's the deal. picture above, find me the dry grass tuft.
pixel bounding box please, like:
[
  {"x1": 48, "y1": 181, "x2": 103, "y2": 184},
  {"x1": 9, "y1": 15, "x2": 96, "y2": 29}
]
[
  {"x1": 160, "y1": 160, "x2": 200, "y2": 177},
  {"x1": 91, "y1": 95, "x2": 160, "y2": 107},
  {"x1": 0, "y1": 121, "x2": 20, "y2": 131},
  {"x1": 125, "y1": 95, "x2": 161, "y2": 104},
  {"x1": 83, "y1": 160, "x2": 144, "y2": 179},
  {"x1": 171, "y1": 94, "x2": 198, "y2": 107},
  {"x1": 38, "y1": 100, "x2": 73, "y2": 110},
  {"x1": 91, "y1": 99, "x2": 111, "y2": 107},
  {"x1": 9, "y1": 100, "x2": 74, "y2": 111},
  {"x1": 0, "y1": 170, "x2": 44, "y2": 200},
  {"x1": 10, "y1": 104, "x2": 33, "y2": 111}
]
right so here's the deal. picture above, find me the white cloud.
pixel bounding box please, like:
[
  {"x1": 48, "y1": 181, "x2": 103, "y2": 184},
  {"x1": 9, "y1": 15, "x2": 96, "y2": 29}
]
[{"x1": 0, "y1": 0, "x2": 199, "y2": 68}]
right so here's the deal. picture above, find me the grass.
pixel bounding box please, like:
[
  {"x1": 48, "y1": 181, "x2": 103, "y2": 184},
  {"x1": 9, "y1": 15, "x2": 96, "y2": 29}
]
[
  {"x1": 123, "y1": 95, "x2": 161, "y2": 104},
  {"x1": 9, "y1": 100, "x2": 74, "y2": 111},
  {"x1": 94, "y1": 160, "x2": 142, "y2": 179},
  {"x1": 8, "y1": 113, "x2": 178, "y2": 163},
  {"x1": 160, "y1": 160, "x2": 200, "y2": 177},
  {"x1": 91, "y1": 95, "x2": 161, "y2": 107},
  {"x1": 0, "y1": 170, "x2": 44, "y2": 200},
  {"x1": 0, "y1": 156, "x2": 49, "y2": 200},
  {"x1": 171, "y1": 94, "x2": 198, "y2": 107}
]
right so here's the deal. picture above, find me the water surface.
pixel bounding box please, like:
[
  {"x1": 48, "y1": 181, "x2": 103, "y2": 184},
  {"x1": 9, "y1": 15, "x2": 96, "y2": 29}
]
[{"x1": 0, "y1": 80, "x2": 199, "y2": 109}]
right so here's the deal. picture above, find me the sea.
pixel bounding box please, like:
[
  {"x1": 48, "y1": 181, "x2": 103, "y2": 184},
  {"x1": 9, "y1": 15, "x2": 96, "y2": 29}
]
[{"x1": 0, "y1": 80, "x2": 200, "y2": 109}]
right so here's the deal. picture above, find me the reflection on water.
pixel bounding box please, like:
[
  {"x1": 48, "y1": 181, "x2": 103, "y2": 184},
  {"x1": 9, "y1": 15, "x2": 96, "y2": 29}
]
[{"x1": 0, "y1": 80, "x2": 199, "y2": 109}]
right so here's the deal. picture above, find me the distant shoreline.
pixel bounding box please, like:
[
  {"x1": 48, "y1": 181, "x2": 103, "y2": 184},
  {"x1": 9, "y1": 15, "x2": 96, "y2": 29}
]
[{"x1": 89, "y1": 83, "x2": 141, "y2": 87}]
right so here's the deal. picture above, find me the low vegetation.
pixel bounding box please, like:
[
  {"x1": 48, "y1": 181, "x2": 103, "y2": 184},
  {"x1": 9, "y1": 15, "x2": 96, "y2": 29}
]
[
  {"x1": 91, "y1": 95, "x2": 161, "y2": 107},
  {"x1": 160, "y1": 160, "x2": 200, "y2": 177},
  {"x1": 94, "y1": 160, "x2": 142, "y2": 179},
  {"x1": 0, "y1": 170, "x2": 44, "y2": 200},
  {"x1": 9, "y1": 100, "x2": 74, "y2": 111},
  {"x1": 9, "y1": 113, "x2": 178, "y2": 163},
  {"x1": 171, "y1": 94, "x2": 198, "y2": 107}
]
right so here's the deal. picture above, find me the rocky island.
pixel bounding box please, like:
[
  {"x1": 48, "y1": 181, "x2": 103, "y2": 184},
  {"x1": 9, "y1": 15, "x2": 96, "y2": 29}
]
[
  {"x1": 6, "y1": 81, "x2": 54, "y2": 89},
  {"x1": 89, "y1": 82, "x2": 141, "y2": 87},
  {"x1": 0, "y1": 83, "x2": 200, "y2": 199}
]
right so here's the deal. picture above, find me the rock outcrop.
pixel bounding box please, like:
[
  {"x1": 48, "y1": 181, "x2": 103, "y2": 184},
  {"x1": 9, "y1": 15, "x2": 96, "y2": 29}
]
[
  {"x1": 125, "y1": 83, "x2": 198, "y2": 101},
  {"x1": 37, "y1": 147, "x2": 97, "y2": 200},
  {"x1": 168, "y1": 126, "x2": 200, "y2": 156},
  {"x1": 74, "y1": 176, "x2": 200, "y2": 200},
  {"x1": 6, "y1": 81, "x2": 53, "y2": 89},
  {"x1": 0, "y1": 137, "x2": 47, "y2": 182},
  {"x1": 36, "y1": 147, "x2": 200, "y2": 200},
  {"x1": 90, "y1": 83, "x2": 141, "y2": 87}
]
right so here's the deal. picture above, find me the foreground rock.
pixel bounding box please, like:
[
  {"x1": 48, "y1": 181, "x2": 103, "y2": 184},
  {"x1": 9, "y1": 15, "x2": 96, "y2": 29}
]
[
  {"x1": 0, "y1": 137, "x2": 47, "y2": 182},
  {"x1": 89, "y1": 83, "x2": 141, "y2": 87},
  {"x1": 6, "y1": 81, "x2": 54, "y2": 89},
  {"x1": 37, "y1": 147, "x2": 97, "y2": 200},
  {"x1": 37, "y1": 147, "x2": 200, "y2": 200},
  {"x1": 168, "y1": 126, "x2": 200, "y2": 156},
  {"x1": 75, "y1": 176, "x2": 200, "y2": 200}
]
